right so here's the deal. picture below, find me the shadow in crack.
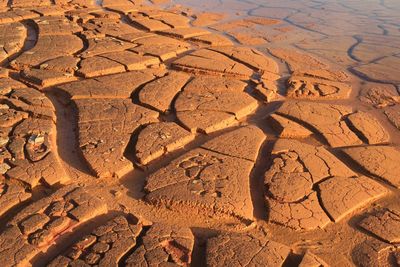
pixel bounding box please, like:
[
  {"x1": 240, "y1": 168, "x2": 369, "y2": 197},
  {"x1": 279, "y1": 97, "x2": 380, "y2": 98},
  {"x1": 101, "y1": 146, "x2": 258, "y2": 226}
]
[{"x1": 45, "y1": 90, "x2": 95, "y2": 177}]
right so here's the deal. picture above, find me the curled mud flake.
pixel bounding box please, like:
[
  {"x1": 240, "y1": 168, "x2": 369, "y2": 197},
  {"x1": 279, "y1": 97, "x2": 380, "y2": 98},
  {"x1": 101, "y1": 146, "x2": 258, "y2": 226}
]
[
  {"x1": 359, "y1": 83, "x2": 400, "y2": 108},
  {"x1": 266, "y1": 171, "x2": 313, "y2": 203},
  {"x1": 206, "y1": 233, "x2": 291, "y2": 266},
  {"x1": 101, "y1": 2, "x2": 139, "y2": 14},
  {"x1": 171, "y1": 48, "x2": 253, "y2": 77},
  {"x1": 346, "y1": 111, "x2": 389, "y2": 144},
  {"x1": 30, "y1": 6, "x2": 66, "y2": 17},
  {"x1": 139, "y1": 71, "x2": 190, "y2": 113},
  {"x1": 0, "y1": 187, "x2": 107, "y2": 266},
  {"x1": 342, "y1": 146, "x2": 400, "y2": 188},
  {"x1": 201, "y1": 125, "x2": 265, "y2": 162},
  {"x1": 271, "y1": 139, "x2": 356, "y2": 182},
  {"x1": 268, "y1": 114, "x2": 313, "y2": 138},
  {"x1": 85, "y1": 253, "x2": 101, "y2": 265},
  {"x1": 358, "y1": 208, "x2": 400, "y2": 244},
  {"x1": 135, "y1": 122, "x2": 195, "y2": 165},
  {"x1": 178, "y1": 110, "x2": 237, "y2": 134},
  {"x1": 286, "y1": 76, "x2": 351, "y2": 100},
  {"x1": 128, "y1": 13, "x2": 172, "y2": 32},
  {"x1": 45, "y1": 200, "x2": 72, "y2": 217},
  {"x1": 99, "y1": 50, "x2": 160, "y2": 71},
  {"x1": 82, "y1": 16, "x2": 142, "y2": 40},
  {"x1": 209, "y1": 46, "x2": 280, "y2": 74},
  {"x1": 2, "y1": 103, "x2": 66, "y2": 188},
  {"x1": 264, "y1": 139, "x2": 359, "y2": 230},
  {"x1": 145, "y1": 148, "x2": 254, "y2": 219},
  {"x1": 352, "y1": 238, "x2": 399, "y2": 267},
  {"x1": 75, "y1": 98, "x2": 158, "y2": 178},
  {"x1": 136, "y1": 9, "x2": 190, "y2": 29},
  {"x1": 318, "y1": 176, "x2": 388, "y2": 222},
  {"x1": 299, "y1": 251, "x2": 329, "y2": 267},
  {"x1": 145, "y1": 127, "x2": 264, "y2": 221},
  {"x1": 384, "y1": 104, "x2": 400, "y2": 131},
  {"x1": 20, "y1": 213, "x2": 51, "y2": 235},
  {"x1": 0, "y1": 108, "x2": 29, "y2": 128},
  {"x1": 175, "y1": 76, "x2": 258, "y2": 133},
  {"x1": 11, "y1": 35, "x2": 83, "y2": 70},
  {"x1": 90, "y1": 10, "x2": 122, "y2": 20},
  {"x1": 268, "y1": 192, "x2": 331, "y2": 231},
  {"x1": 76, "y1": 56, "x2": 126, "y2": 78},
  {"x1": 157, "y1": 27, "x2": 210, "y2": 39},
  {"x1": 3, "y1": 97, "x2": 54, "y2": 119},
  {"x1": 57, "y1": 69, "x2": 164, "y2": 100},
  {"x1": 0, "y1": 179, "x2": 30, "y2": 216},
  {"x1": 8, "y1": 136, "x2": 27, "y2": 160},
  {"x1": 21, "y1": 68, "x2": 77, "y2": 87},
  {"x1": 6, "y1": 153, "x2": 69, "y2": 188},
  {"x1": 80, "y1": 36, "x2": 137, "y2": 58},
  {"x1": 49, "y1": 215, "x2": 142, "y2": 266},
  {"x1": 124, "y1": 223, "x2": 194, "y2": 266},
  {"x1": 254, "y1": 75, "x2": 281, "y2": 102},
  {"x1": 9, "y1": 87, "x2": 54, "y2": 109},
  {"x1": 0, "y1": 78, "x2": 27, "y2": 95},
  {"x1": 0, "y1": 22, "x2": 27, "y2": 62},
  {"x1": 130, "y1": 35, "x2": 191, "y2": 61},
  {"x1": 276, "y1": 101, "x2": 363, "y2": 147},
  {"x1": 34, "y1": 17, "x2": 82, "y2": 36},
  {"x1": 291, "y1": 69, "x2": 350, "y2": 82},
  {"x1": 189, "y1": 33, "x2": 233, "y2": 47},
  {"x1": 0, "y1": 10, "x2": 38, "y2": 23},
  {"x1": 11, "y1": 0, "x2": 52, "y2": 8},
  {"x1": 12, "y1": 118, "x2": 53, "y2": 138}
]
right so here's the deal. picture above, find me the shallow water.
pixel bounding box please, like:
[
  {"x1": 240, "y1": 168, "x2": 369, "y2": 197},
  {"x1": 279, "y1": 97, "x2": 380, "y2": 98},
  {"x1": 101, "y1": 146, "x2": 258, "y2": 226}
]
[{"x1": 170, "y1": 0, "x2": 400, "y2": 84}]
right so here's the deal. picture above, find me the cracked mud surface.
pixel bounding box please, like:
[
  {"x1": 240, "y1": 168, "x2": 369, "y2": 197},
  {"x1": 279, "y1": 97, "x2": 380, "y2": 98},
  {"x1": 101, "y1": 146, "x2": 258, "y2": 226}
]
[{"x1": 0, "y1": 0, "x2": 400, "y2": 266}]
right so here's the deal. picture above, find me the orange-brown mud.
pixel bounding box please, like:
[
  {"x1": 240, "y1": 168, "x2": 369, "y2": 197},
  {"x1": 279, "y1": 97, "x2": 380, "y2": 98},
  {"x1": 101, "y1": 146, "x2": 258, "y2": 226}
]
[{"x1": 0, "y1": 0, "x2": 399, "y2": 266}]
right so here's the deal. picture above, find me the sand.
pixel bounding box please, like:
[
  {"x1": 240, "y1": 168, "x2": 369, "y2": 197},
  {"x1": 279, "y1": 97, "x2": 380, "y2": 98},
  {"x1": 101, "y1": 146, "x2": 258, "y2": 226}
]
[{"x1": 0, "y1": 0, "x2": 399, "y2": 266}]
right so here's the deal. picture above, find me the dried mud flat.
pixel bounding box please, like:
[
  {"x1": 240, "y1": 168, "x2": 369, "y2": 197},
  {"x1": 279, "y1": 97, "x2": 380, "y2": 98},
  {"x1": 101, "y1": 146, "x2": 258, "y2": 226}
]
[{"x1": 0, "y1": 0, "x2": 399, "y2": 266}]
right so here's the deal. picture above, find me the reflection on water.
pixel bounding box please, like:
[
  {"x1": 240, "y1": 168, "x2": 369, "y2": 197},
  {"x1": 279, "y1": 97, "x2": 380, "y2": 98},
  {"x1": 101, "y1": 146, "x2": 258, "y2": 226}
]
[{"x1": 169, "y1": 0, "x2": 400, "y2": 85}]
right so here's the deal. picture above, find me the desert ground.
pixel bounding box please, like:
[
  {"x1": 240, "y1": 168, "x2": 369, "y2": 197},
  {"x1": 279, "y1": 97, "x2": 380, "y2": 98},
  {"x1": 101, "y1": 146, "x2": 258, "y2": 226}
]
[{"x1": 0, "y1": 0, "x2": 399, "y2": 266}]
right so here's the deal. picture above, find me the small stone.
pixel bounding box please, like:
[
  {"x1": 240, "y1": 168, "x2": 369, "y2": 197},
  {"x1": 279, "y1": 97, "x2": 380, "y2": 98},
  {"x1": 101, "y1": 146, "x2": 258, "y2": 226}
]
[
  {"x1": 74, "y1": 235, "x2": 97, "y2": 251},
  {"x1": 28, "y1": 134, "x2": 45, "y2": 145},
  {"x1": 92, "y1": 242, "x2": 110, "y2": 253},
  {"x1": 85, "y1": 253, "x2": 101, "y2": 265},
  {"x1": 111, "y1": 190, "x2": 121, "y2": 197},
  {"x1": 0, "y1": 137, "x2": 9, "y2": 146},
  {"x1": 0, "y1": 163, "x2": 10, "y2": 174}
]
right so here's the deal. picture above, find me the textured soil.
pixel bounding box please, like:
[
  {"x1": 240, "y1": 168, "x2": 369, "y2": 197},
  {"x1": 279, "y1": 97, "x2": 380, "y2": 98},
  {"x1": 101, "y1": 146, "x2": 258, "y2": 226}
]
[{"x1": 0, "y1": 0, "x2": 399, "y2": 266}]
